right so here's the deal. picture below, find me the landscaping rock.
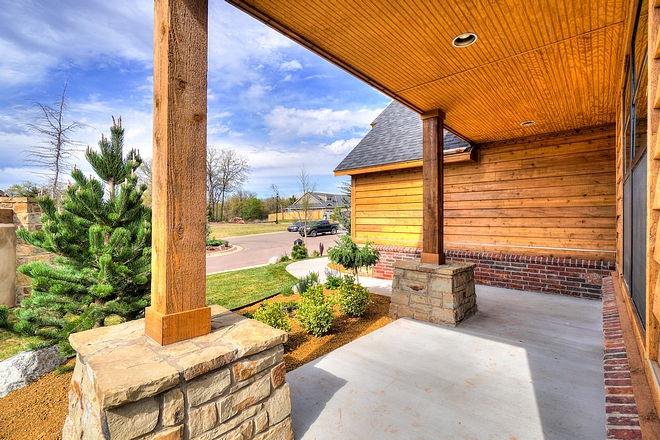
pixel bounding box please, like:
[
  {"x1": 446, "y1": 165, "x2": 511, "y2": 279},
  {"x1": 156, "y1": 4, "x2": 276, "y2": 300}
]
[
  {"x1": 268, "y1": 256, "x2": 279, "y2": 265},
  {"x1": 0, "y1": 346, "x2": 65, "y2": 397}
]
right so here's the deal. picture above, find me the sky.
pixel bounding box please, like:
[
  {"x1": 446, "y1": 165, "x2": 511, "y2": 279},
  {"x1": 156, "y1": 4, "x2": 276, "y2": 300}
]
[{"x1": 0, "y1": 1, "x2": 390, "y2": 199}]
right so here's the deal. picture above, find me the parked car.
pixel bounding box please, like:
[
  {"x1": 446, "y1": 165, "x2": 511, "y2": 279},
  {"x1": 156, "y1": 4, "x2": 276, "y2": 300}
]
[
  {"x1": 287, "y1": 221, "x2": 302, "y2": 232},
  {"x1": 298, "y1": 220, "x2": 338, "y2": 237}
]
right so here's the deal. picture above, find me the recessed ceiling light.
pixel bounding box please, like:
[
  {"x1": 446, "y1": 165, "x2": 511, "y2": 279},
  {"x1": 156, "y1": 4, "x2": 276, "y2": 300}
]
[
  {"x1": 452, "y1": 33, "x2": 478, "y2": 48},
  {"x1": 520, "y1": 121, "x2": 536, "y2": 127}
]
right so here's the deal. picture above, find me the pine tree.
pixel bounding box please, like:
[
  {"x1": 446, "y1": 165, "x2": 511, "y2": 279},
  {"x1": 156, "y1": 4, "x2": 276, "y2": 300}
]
[{"x1": 14, "y1": 117, "x2": 151, "y2": 356}]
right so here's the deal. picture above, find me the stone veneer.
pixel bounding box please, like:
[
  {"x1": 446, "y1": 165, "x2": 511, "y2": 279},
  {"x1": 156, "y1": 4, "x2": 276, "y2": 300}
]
[
  {"x1": 0, "y1": 197, "x2": 53, "y2": 305},
  {"x1": 63, "y1": 305, "x2": 293, "y2": 440},
  {"x1": 390, "y1": 261, "x2": 477, "y2": 326},
  {"x1": 372, "y1": 245, "x2": 614, "y2": 299}
]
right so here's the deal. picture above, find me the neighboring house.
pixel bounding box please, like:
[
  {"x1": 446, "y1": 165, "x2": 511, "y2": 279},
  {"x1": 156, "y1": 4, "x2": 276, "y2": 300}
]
[
  {"x1": 335, "y1": 101, "x2": 616, "y2": 299},
  {"x1": 269, "y1": 192, "x2": 346, "y2": 222}
]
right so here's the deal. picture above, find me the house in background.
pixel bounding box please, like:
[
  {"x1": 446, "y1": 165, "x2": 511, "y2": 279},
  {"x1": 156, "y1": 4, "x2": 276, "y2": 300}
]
[
  {"x1": 335, "y1": 101, "x2": 616, "y2": 299},
  {"x1": 268, "y1": 192, "x2": 345, "y2": 222}
]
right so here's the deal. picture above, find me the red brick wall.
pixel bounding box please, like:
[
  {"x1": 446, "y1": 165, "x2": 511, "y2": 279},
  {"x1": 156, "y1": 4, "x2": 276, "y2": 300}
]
[
  {"x1": 601, "y1": 277, "x2": 642, "y2": 439},
  {"x1": 372, "y1": 245, "x2": 615, "y2": 299}
]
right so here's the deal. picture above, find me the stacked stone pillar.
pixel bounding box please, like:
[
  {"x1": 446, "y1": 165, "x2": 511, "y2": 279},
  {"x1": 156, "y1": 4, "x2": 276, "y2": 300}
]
[
  {"x1": 0, "y1": 197, "x2": 52, "y2": 305},
  {"x1": 63, "y1": 305, "x2": 294, "y2": 440},
  {"x1": 390, "y1": 261, "x2": 477, "y2": 326},
  {"x1": 0, "y1": 209, "x2": 15, "y2": 307}
]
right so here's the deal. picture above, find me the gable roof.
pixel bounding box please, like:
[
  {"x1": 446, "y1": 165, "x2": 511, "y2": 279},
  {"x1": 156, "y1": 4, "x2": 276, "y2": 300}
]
[
  {"x1": 286, "y1": 192, "x2": 346, "y2": 211},
  {"x1": 334, "y1": 101, "x2": 470, "y2": 173}
]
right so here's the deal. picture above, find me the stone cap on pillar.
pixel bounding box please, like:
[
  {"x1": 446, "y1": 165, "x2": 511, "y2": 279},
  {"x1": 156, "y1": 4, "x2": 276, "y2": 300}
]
[
  {"x1": 69, "y1": 305, "x2": 288, "y2": 410},
  {"x1": 393, "y1": 260, "x2": 476, "y2": 275}
]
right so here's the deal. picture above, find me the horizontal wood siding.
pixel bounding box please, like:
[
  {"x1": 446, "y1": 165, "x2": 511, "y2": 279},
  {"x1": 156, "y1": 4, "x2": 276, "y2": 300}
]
[{"x1": 353, "y1": 125, "x2": 616, "y2": 261}]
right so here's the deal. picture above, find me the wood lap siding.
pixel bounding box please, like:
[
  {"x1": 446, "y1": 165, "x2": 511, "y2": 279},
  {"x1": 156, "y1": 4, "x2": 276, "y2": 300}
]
[{"x1": 353, "y1": 125, "x2": 616, "y2": 261}]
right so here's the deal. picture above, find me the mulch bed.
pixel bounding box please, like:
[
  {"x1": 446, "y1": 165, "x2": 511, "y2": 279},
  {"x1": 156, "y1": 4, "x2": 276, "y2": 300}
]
[{"x1": 0, "y1": 292, "x2": 393, "y2": 439}]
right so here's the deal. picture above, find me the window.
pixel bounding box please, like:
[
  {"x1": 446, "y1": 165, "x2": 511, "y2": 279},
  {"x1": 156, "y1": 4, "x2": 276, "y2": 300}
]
[{"x1": 622, "y1": 0, "x2": 648, "y2": 328}]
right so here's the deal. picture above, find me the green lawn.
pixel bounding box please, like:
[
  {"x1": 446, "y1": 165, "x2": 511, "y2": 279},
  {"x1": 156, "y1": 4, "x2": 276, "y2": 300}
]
[
  {"x1": 208, "y1": 222, "x2": 291, "y2": 239},
  {"x1": 0, "y1": 327, "x2": 43, "y2": 362},
  {"x1": 0, "y1": 262, "x2": 299, "y2": 360},
  {"x1": 206, "y1": 261, "x2": 298, "y2": 310}
]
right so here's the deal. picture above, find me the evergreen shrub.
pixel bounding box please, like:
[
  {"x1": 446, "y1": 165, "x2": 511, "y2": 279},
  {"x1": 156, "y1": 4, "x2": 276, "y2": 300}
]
[
  {"x1": 337, "y1": 275, "x2": 372, "y2": 318},
  {"x1": 253, "y1": 301, "x2": 291, "y2": 332},
  {"x1": 14, "y1": 117, "x2": 151, "y2": 356},
  {"x1": 297, "y1": 285, "x2": 334, "y2": 337}
]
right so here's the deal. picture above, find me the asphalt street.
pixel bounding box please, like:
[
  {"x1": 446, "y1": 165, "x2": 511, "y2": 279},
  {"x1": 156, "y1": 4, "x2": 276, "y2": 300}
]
[{"x1": 205, "y1": 230, "x2": 344, "y2": 274}]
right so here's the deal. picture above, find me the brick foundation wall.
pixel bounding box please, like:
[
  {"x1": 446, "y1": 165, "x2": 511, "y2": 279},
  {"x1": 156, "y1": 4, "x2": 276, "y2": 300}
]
[
  {"x1": 372, "y1": 245, "x2": 615, "y2": 299},
  {"x1": 601, "y1": 277, "x2": 642, "y2": 439}
]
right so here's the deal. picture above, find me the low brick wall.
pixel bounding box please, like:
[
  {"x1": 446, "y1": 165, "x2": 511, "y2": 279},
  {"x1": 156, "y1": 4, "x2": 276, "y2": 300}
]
[
  {"x1": 602, "y1": 277, "x2": 642, "y2": 439},
  {"x1": 63, "y1": 305, "x2": 293, "y2": 440},
  {"x1": 372, "y1": 246, "x2": 615, "y2": 299}
]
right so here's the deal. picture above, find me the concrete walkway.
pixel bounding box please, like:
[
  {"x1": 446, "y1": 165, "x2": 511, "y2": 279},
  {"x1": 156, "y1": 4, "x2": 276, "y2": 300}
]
[
  {"x1": 286, "y1": 257, "x2": 393, "y2": 296},
  {"x1": 287, "y1": 285, "x2": 605, "y2": 439}
]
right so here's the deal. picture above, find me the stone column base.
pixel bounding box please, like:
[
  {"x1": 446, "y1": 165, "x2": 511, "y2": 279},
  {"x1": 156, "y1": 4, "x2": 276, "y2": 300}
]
[
  {"x1": 63, "y1": 305, "x2": 294, "y2": 440},
  {"x1": 390, "y1": 261, "x2": 477, "y2": 326}
]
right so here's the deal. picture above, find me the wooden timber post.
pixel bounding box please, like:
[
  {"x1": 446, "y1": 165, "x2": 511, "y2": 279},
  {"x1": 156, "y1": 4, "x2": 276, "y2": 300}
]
[
  {"x1": 145, "y1": 0, "x2": 211, "y2": 345},
  {"x1": 420, "y1": 110, "x2": 446, "y2": 265}
]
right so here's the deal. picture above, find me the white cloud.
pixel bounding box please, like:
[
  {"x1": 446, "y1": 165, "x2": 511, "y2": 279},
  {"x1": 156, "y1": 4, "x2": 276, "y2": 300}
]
[
  {"x1": 280, "y1": 60, "x2": 302, "y2": 71},
  {"x1": 0, "y1": 1, "x2": 153, "y2": 89},
  {"x1": 264, "y1": 106, "x2": 382, "y2": 138},
  {"x1": 324, "y1": 138, "x2": 361, "y2": 154}
]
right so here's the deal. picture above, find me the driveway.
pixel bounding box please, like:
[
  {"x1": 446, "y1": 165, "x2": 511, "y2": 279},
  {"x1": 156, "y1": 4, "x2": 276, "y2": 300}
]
[{"x1": 206, "y1": 231, "x2": 344, "y2": 274}]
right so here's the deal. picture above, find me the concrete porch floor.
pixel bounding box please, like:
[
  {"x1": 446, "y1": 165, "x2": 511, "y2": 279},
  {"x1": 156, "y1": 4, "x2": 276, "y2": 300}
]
[{"x1": 287, "y1": 285, "x2": 605, "y2": 439}]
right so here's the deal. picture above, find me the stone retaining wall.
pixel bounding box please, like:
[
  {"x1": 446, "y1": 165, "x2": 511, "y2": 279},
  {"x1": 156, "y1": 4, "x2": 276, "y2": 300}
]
[
  {"x1": 372, "y1": 245, "x2": 614, "y2": 299},
  {"x1": 63, "y1": 305, "x2": 293, "y2": 440}
]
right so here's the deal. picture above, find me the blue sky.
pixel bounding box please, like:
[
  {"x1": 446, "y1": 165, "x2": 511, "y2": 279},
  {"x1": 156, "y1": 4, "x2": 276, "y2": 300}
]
[{"x1": 0, "y1": 1, "x2": 389, "y2": 198}]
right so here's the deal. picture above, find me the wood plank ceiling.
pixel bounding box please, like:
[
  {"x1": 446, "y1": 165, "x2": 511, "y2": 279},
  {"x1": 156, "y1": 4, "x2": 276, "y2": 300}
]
[{"x1": 226, "y1": 0, "x2": 627, "y2": 143}]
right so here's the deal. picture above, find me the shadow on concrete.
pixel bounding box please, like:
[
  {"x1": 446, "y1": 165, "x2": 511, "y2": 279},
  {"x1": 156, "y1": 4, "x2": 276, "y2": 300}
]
[{"x1": 288, "y1": 363, "x2": 347, "y2": 439}]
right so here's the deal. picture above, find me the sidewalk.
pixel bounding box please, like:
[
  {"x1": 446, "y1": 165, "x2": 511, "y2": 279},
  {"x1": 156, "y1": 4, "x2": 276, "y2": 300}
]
[{"x1": 286, "y1": 257, "x2": 392, "y2": 296}]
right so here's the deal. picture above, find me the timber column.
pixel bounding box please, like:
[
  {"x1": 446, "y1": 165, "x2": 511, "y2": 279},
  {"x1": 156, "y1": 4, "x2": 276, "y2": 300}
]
[
  {"x1": 420, "y1": 109, "x2": 446, "y2": 265},
  {"x1": 145, "y1": 0, "x2": 211, "y2": 345},
  {"x1": 389, "y1": 109, "x2": 477, "y2": 326}
]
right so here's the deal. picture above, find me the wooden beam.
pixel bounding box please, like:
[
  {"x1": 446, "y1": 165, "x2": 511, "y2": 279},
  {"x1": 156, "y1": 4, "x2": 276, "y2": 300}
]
[
  {"x1": 145, "y1": 0, "x2": 211, "y2": 345},
  {"x1": 420, "y1": 111, "x2": 446, "y2": 265}
]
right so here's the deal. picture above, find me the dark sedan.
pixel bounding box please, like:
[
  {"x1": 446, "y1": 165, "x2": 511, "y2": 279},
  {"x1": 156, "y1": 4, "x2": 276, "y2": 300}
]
[{"x1": 287, "y1": 221, "x2": 302, "y2": 232}]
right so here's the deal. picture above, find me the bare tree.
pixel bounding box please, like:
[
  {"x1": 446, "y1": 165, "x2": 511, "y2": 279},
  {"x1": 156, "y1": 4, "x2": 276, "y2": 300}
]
[
  {"x1": 333, "y1": 179, "x2": 351, "y2": 234},
  {"x1": 297, "y1": 164, "x2": 317, "y2": 247},
  {"x1": 207, "y1": 148, "x2": 250, "y2": 222},
  {"x1": 137, "y1": 158, "x2": 153, "y2": 206},
  {"x1": 206, "y1": 148, "x2": 222, "y2": 220},
  {"x1": 24, "y1": 82, "x2": 86, "y2": 200},
  {"x1": 270, "y1": 183, "x2": 280, "y2": 224}
]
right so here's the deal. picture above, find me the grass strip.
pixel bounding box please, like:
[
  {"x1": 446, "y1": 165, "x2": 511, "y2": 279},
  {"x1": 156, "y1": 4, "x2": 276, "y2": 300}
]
[
  {"x1": 206, "y1": 261, "x2": 298, "y2": 310},
  {"x1": 208, "y1": 222, "x2": 292, "y2": 238}
]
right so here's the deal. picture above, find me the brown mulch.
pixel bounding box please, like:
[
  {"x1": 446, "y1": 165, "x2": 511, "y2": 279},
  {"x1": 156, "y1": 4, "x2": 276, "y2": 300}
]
[
  {"x1": 0, "y1": 293, "x2": 393, "y2": 439},
  {"x1": 0, "y1": 360, "x2": 74, "y2": 440},
  {"x1": 235, "y1": 291, "x2": 394, "y2": 372}
]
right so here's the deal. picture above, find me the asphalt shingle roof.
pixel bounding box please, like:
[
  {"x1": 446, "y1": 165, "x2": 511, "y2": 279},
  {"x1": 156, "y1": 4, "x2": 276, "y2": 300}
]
[
  {"x1": 286, "y1": 192, "x2": 345, "y2": 210},
  {"x1": 334, "y1": 101, "x2": 470, "y2": 172}
]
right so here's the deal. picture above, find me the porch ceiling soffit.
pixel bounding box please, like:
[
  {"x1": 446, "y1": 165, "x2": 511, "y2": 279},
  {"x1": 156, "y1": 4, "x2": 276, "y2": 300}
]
[{"x1": 226, "y1": 0, "x2": 626, "y2": 144}]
